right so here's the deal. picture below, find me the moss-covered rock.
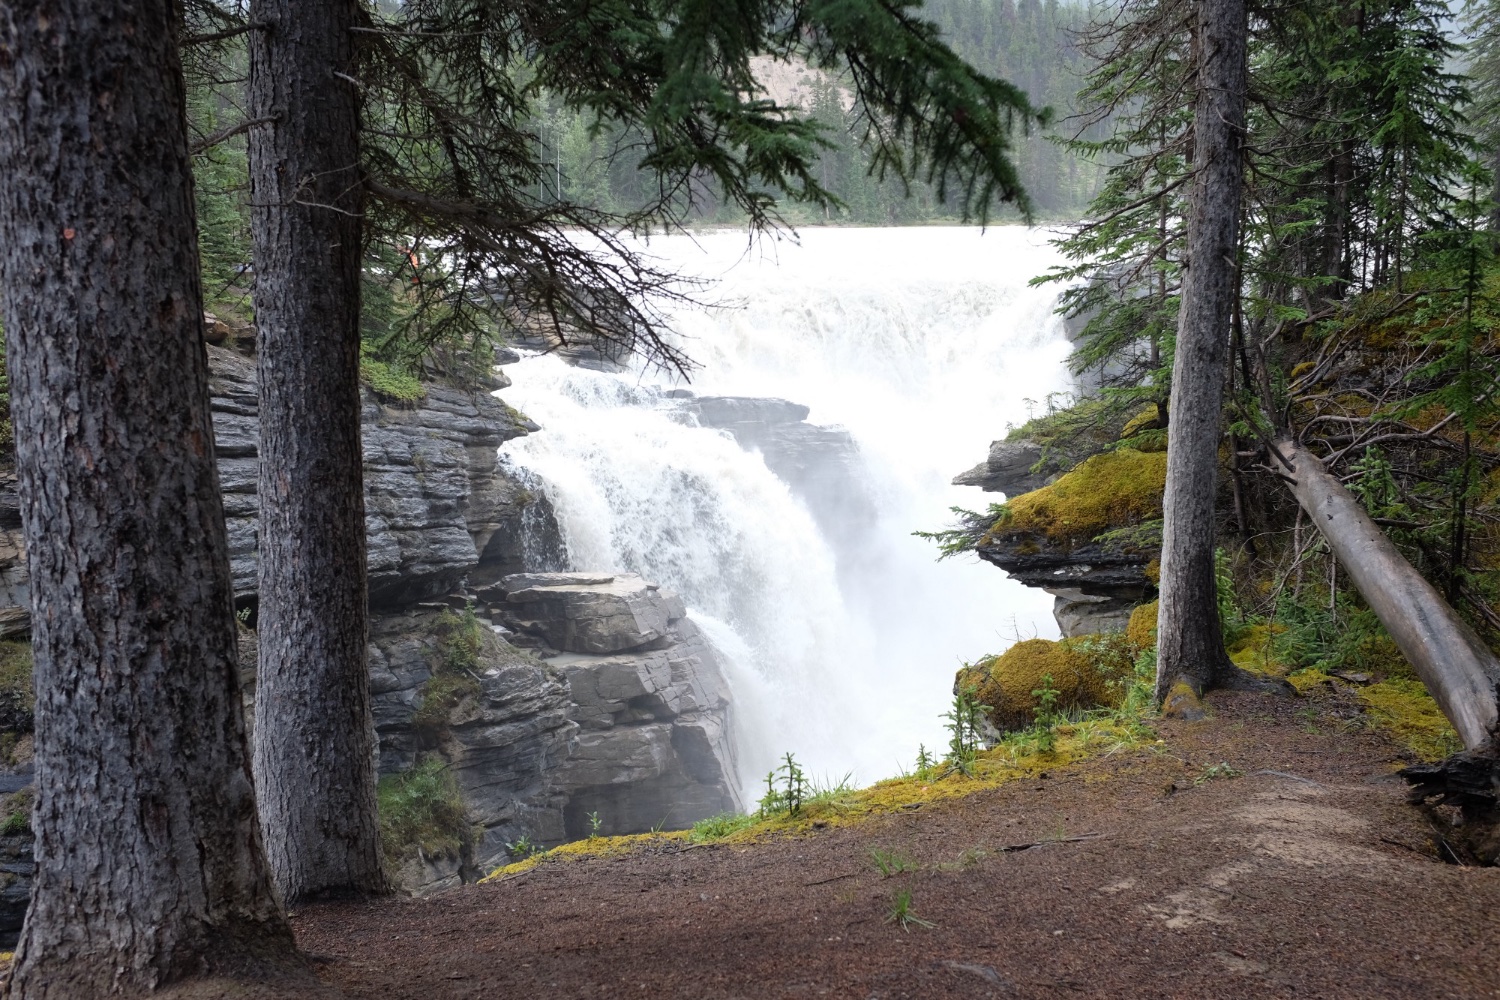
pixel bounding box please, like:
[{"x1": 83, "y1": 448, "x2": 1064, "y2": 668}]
[
  {"x1": 986, "y1": 449, "x2": 1168, "y2": 545},
  {"x1": 377, "y1": 754, "x2": 472, "y2": 863},
  {"x1": 956, "y1": 634, "x2": 1135, "y2": 732}
]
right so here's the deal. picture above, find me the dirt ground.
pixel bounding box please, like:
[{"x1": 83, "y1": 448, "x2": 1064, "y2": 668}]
[{"x1": 293, "y1": 689, "x2": 1500, "y2": 999}]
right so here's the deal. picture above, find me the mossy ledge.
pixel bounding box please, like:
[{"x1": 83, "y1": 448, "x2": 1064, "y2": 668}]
[{"x1": 983, "y1": 448, "x2": 1167, "y2": 546}]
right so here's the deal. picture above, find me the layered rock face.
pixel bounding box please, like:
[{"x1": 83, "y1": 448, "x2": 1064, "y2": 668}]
[
  {"x1": 954, "y1": 435, "x2": 1159, "y2": 638},
  {"x1": 952, "y1": 439, "x2": 1058, "y2": 496},
  {"x1": 207, "y1": 346, "x2": 544, "y2": 605},
  {"x1": 368, "y1": 608, "x2": 575, "y2": 892},
  {"x1": 484, "y1": 573, "x2": 741, "y2": 840},
  {"x1": 0, "y1": 347, "x2": 744, "y2": 910},
  {"x1": 975, "y1": 529, "x2": 1158, "y2": 637}
]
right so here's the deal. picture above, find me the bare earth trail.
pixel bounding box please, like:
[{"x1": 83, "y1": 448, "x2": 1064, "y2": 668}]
[{"x1": 294, "y1": 691, "x2": 1500, "y2": 999}]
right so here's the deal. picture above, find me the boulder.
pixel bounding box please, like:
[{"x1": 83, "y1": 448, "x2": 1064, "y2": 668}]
[{"x1": 495, "y1": 573, "x2": 673, "y2": 654}]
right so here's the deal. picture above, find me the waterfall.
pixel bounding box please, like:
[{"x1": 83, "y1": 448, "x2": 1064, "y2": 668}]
[{"x1": 499, "y1": 225, "x2": 1075, "y2": 799}]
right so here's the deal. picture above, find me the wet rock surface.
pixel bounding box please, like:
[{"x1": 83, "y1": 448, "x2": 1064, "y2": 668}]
[
  {"x1": 672, "y1": 391, "x2": 877, "y2": 555},
  {"x1": 205, "y1": 346, "x2": 539, "y2": 605},
  {"x1": 975, "y1": 529, "x2": 1158, "y2": 638},
  {"x1": 488, "y1": 573, "x2": 741, "y2": 840}
]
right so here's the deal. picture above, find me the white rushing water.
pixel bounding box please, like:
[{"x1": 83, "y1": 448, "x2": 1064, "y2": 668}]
[{"x1": 498, "y1": 226, "x2": 1075, "y2": 799}]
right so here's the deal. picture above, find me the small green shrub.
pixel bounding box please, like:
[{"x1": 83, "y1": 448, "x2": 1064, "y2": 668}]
[
  {"x1": 886, "y1": 888, "x2": 934, "y2": 931},
  {"x1": 758, "y1": 752, "x2": 809, "y2": 817},
  {"x1": 504, "y1": 834, "x2": 543, "y2": 859},
  {"x1": 413, "y1": 606, "x2": 486, "y2": 728},
  {"x1": 377, "y1": 755, "x2": 471, "y2": 862},
  {"x1": 360, "y1": 356, "x2": 426, "y2": 403}
]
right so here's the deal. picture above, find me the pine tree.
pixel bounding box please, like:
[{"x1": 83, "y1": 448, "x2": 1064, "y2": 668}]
[{"x1": 0, "y1": 0, "x2": 300, "y2": 992}]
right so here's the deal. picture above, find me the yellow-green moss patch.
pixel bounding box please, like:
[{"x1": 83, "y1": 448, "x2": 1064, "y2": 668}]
[
  {"x1": 481, "y1": 719, "x2": 1153, "y2": 881},
  {"x1": 1126, "y1": 600, "x2": 1158, "y2": 651},
  {"x1": 1356, "y1": 678, "x2": 1462, "y2": 761},
  {"x1": 956, "y1": 635, "x2": 1135, "y2": 732},
  {"x1": 989, "y1": 449, "x2": 1167, "y2": 544},
  {"x1": 1227, "y1": 623, "x2": 1289, "y2": 678}
]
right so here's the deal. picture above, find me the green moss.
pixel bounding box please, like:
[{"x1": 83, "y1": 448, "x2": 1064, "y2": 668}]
[
  {"x1": 0, "y1": 787, "x2": 31, "y2": 837},
  {"x1": 956, "y1": 633, "x2": 1136, "y2": 732},
  {"x1": 1227, "y1": 623, "x2": 1290, "y2": 678},
  {"x1": 377, "y1": 755, "x2": 471, "y2": 861},
  {"x1": 432, "y1": 606, "x2": 484, "y2": 674},
  {"x1": 1119, "y1": 405, "x2": 1162, "y2": 440},
  {"x1": 987, "y1": 449, "x2": 1168, "y2": 544},
  {"x1": 482, "y1": 716, "x2": 1153, "y2": 882},
  {"x1": 1356, "y1": 678, "x2": 1462, "y2": 762},
  {"x1": 360, "y1": 356, "x2": 426, "y2": 403}
]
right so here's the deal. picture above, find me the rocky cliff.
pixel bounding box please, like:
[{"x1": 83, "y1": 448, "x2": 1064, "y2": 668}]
[
  {"x1": 0, "y1": 345, "x2": 743, "y2": 921},
  {"x1": 953, "y1": 433, "x2": 1161, "y2": 638}
]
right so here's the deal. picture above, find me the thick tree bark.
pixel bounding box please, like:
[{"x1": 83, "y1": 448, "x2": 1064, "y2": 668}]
[
  {"x1": 0, "y1": 1, "x2": 297, "y2": 993},
  {"x1": 1278, "y1": 440, "x2": 1500, "y2": 749},
  {"x1": 1155, "y1": 0, "x2": 1248, "y2": 703},
  {"x1": 248, "y1": 0, "x2": 388, "y2": 901}
]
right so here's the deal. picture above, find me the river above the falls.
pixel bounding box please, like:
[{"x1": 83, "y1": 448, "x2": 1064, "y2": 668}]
[{"x1": 498, "y1": 225, "x2": 1075, "y2": 800}]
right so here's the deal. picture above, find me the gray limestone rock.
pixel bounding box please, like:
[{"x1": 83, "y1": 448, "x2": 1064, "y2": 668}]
[
  {"x1": 497, "y1": 573, "x2": 673, "y2": 654},
  {"x1": 952, "y1": 439, "x2": 1056, "y2": 496},
  {"x1": 489, "y1": 574, "x2": 741, "y2": 840},
  {"x1": 976, "y1": 524, "x2": 1159, "y2": 638},
  {"x1": 205, "y1": 345, "x2": 538, "y2": 606}
]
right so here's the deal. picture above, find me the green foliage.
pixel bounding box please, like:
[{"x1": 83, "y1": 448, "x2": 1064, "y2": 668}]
[
  {"x1": 942, "y1": 684, "x2": 989, "y2": 775},
  {"x1": 587, "y1": 811, "x2": 602, "y2": 839},
  {"x1": 0, "y1": 787, "x2": 30, "y2": 837},
  {"x1": 885, "y1": 888, "x2": 935, "y2": 931},
  {"x1": 1195, "y1": 762, "x2": 1243, "y2": 786},
  {"x1": 504, "y1": 834, "x2": 544, "y2": 859},
  {"x1": 690, "y1": 811, "x2": 759, "y2": 842},
  {"x1": 1028, "y1": 673, "x2": 1060, "y2": 753},
  {"x1": 359, "y1": 353, "x2": 427, "y2": 404},
  {"x1": 377, "y1": 755, "x2": 472, "y2": 861},
  {"x1": 870, "y1": 847, "x2": 915, "y2": 877},
  {"x1": 912, "y1": 743, "x2": 938, "y2": 781},
  {"x1": 758, "y1": 751, "x2": 810, "y2": 818},
  {"x1": 413, "y1": 607, "x2": 486, "y2": 728},
  {"x1": 0, "y1": 641, "x2": 33, "y2": 721}
]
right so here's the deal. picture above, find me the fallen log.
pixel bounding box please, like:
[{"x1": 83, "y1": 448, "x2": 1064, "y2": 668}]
[
  {"x1": 1277, "y1": 439, "x2": 1500, "y2": 862},
  {"x1": 1276, "y1": 439, "x2": 1500, "y2": 750}
]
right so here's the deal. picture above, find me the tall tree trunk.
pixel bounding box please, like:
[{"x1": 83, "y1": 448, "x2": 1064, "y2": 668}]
[
  {"x1": 1278, "y1": 440, "x2": 1500, "y2": 750},
  {"x1": 1155, "y1": 0, "x2": 1247, "y2": 705},
  {"x1": 248, "y1": 0, "x2": 388, "y2": 902},
  {"x1": 0, "y1": 1, "x2": 298, "y2": 993}
]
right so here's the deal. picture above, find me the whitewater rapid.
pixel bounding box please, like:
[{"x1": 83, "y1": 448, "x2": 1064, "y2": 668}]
[{"x1": 498, "y1": 226, "x2": 1075, "y2": 799}]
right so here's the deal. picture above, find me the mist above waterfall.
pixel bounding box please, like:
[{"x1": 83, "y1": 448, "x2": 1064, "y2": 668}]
[{"x1": 499, "y1": 226, "x2": 1075, "y2": 798}]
